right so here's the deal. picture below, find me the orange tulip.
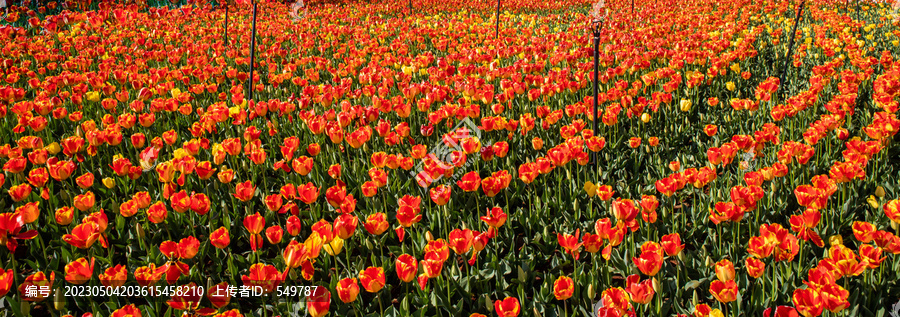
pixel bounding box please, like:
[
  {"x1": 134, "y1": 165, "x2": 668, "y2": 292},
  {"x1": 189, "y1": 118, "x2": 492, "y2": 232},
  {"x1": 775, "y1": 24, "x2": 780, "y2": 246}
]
[
  {"x1": 207, "y1": 282, "x2": 231, "y2": 308},
  {"x1": 714, "y1": 259, "x2": 735, "y2": 282},
  {"x1": 266, "y1": 225, "x2": 283, "y2": 244},
  {"x1": 210, "y1": 227, "x2": 230, "y2": 249},
  {"x1": 307, "y1": 287, "x2": 330, "y2": 317},
  {"x1": 243, "y1": 212, "x2": 265, "y2": 235},
  {"x1": 395, "y1": 254, "x2": 418, "y2": 283},
  {"x1": 552, "y1": 276, "x2": 574, "y2": 300},
  {"x1": 660, "y1": 233, "x2": 685, "y2": 256},
  {"x1": 792, "y1": 288, "x2": 823, "y2": 317},
  {"x1": 233, "y1": 180, "x2": 256, "y2": 202},
  {"x1": 884, "y1": 200, "x2": 900, "y2": 223},
  {"x1": 494, "y1": 297, "x2": 521, "y2": 317},
  {"x1": 359, "y1": 267, "x2": 386, "y2": 293},
  {"x1": 18, "y1": 271, "x2": 54, "y2": 301},
  {"x1": 336, "y1": 278, "x2": 360, "y2": 304},
  {"x1": 709, "y1": 280, "x2": 738, "y2": 303},
  {"x1": 8, "y1": 183, "x2": 32, "y2": 202},
  {"x1": 99, "y1": 264, "x2": 127, "y2": 288},
  {"x1": 62, "y1": 222, "x2": 100, "y2": 249},
  {"x1": 624, "y1": 274, "x2": 655, "y2": 304},
  {"x1": 745, "y1": 257, "x2": 765, "y2": 278},
  {"x1": 241, "y1": 263, "x2": 283, "y2": 294},
  {"x1": 448, "y1": 229, "x2": 474, "y2": 255},
  {"x1": 632, "y1": 250, "x2": 663, "y2": 276},
  {"x1": 334, "y1": 214, "x2": 358, "y2": 240},
  {"x1": 364, "y1": 213, "x2": 389, "y2": 235},
  {"x1": 0, "y1": 268, "x2": 15, "y2": 297},
  {"x1": 147, "y1": 201, "x2": 168, "y2": 223},
  {"x1": 64, "y1": 257, "x2": 95, "y2": 285}
]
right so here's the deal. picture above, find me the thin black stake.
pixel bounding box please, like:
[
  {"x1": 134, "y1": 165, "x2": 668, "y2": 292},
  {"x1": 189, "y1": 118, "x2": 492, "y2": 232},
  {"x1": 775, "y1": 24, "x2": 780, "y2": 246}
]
[
  {"x1": 778, "y1": 0, "x2": 804, "y2": 99},
  {"x1": 248, "y1": 2, "x2": 258, "y2": 103},
  {"x1": 223, "y1": 3, "x2": 229, "y2": 47},
  {"x1": 495, "y1": 0, "x2": 500, "y2": 38},
  {"x1": 590, "y1": 19, "x2": 602, "y2": 168},
  {"x1": 631, "y1": 0, "x2": 634, "y2": 17}
]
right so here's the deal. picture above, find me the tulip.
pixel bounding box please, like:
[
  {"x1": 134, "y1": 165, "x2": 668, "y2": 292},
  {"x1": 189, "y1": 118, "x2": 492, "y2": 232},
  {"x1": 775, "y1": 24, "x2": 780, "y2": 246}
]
[
  {"x1": 632, "y1": 250, "x2": 663, "y2": 276},
  {"x1": 395, "y1": 254, "x2": 418, "y2": 283},
  {"x1": 364, "y1": 213, "x2": 389, "y2": 235},
  {"x1": 336, "y1": 278, "x2": 360, "y2": 303},
  {"x1": 624, "y1": 274, "x2": 655, "y2": 304},
  {"x1": 241, "y1": 263, "x2": 283, "y2": 294},
  {"x1": 233, "y1": 181, "x2": 256, "y2": 202},
  {"x1": 792, "y1": 288, "x2": 823, "y2": 317},
  {"x1": 55, "y1": 206, "x2": 74, "y2": 225},
  {"x1": 64, "y1": 257, "x2": 95, "y2": 285},
  {"x1": 359, "y1": 267, "x2": 386, "y2": 293},
  {"x1": 307, "y1": 287, "x2": 330, "y2": 317},
  {"x1": 709, "y1": 280, "x2": 738, "y2": 303},
  {"x1": 147, "y1": 201, "x2": 168, "y2": 223},
  {"x1": 99, "y1": 264, "x2": 127, "y2": 288},
  {"x1": 494, "y1": 297, "x2": 521, "y2": 317},
  {"x1": 266, "y1": 226, "x2": 284, "y2": 244},
  {"x1": 660, "y1": 233, "x2": 685, "y2": 256},
  {"x1": 746, "y1": 257, "x2": 765, "y2": 278},
  {"x1": 714, "y1": 259, "x2": 735, "y2": 282},
  {"x1": 207, "y1": 282, "x2": 231, "y2": 308},
  {"x1": 552, "y1": 276, "x2": 573, "y2": 300}
]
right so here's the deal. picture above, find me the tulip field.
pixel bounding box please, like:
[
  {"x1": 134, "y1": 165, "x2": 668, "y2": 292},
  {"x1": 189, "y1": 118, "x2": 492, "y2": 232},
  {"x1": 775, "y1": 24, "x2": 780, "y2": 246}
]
[{"x1": 1, "y1": 0, "x2": 900, "y2": 315}]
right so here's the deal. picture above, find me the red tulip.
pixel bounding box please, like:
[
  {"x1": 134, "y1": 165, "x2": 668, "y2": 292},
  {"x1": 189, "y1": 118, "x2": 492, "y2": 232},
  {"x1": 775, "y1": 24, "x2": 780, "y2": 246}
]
[
  {"x1": 233, "y1": 180, "x2": 256, "y2": 202},
  {"x1": 337, "y1": 277, "x2": 360, "y2": 303},
  {"x1": 624, "y1": 274, "x2": 655, "y2": 304},
  {"x1": 494, "y1": 297, "x2": 521, "y2": 317},
  {"x1": 709, "y1": 280, "x2": 738, "y2": 303},
  {"x1": 359, "y1": 267, "x2": 386, "y2": 293},
  {"x1": 553, "y1": 276, "x2": 574, "y2": 300},
  {"x1": 395, "y1": 254, "x2": 418, "y2": 283}
]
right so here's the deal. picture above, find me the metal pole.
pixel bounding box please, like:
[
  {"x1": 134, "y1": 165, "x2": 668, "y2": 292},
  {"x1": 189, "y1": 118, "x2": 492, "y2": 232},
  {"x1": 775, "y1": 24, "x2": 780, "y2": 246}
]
[
  {"x1": 631, "y1": 0, "x2": 633, "y2": 17},
  {"x1": 248, "y1": 2, "x2": 257, "y2": 103},
  {"x1": 592, "y1": 32, "x2": 599, "y2": 167},
  {"x1": 223, "y1": 3, "x2": 228, "y2": 47},
  {"x1": 495, "y1": 0, "x2": 500, "y2": 38},
  {"x1": 778, "y1": 0, "x2": 804, "y2": 99}
]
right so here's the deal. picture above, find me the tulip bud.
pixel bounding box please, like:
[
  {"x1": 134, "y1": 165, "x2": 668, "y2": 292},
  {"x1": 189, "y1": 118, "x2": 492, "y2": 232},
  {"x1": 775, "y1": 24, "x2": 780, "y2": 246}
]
[
  {"x1": 54, "y1": 286, "x2": 65, "y2": 310},
  {"x1": 533, "y1": 307, "x2": 542, "y2": 317},
  {"x1": 876, "y1": 186, "x2": 886, "y2": 198},
  {"x1": 587, "y1": 284, "x2": 595, "y2": 299},
  {"x1": 425, "y1": 231, "x2": 434, "y2": 242},
  {"x1": 137, "y1": 222, "x2": 146, "y2": 241},
  {"x1": 640, "y1": 113, "x2": 650, "y2": 123},
  {"x1": 46, "y1": 142, "x2": 61, "y2": 155},
  {"x1": 652, "y1": 277, "x2": 659, "y2": 292},
  {"x1": 829, "y1": 235, "x2": 843, "y2": 246},
  {"x1": 867, "y1": 195, "x2": 880, "y2": 209},
  {"x1": 704, "y1": 255, "x2": 713, "y2": 267},
  {"x1": 679, "y1": 99, "x2": 692, "y2": 112},
  {"x1": 518, "y1": 266, "x2": 526, "y2": 283},
  {"x1": 102, "y1": 177, "x2": 115, "y2": 188},
  {"x1": 692, "y1": 290, "x2": 698, "y2": 306}
]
